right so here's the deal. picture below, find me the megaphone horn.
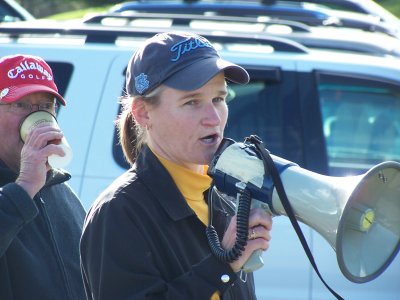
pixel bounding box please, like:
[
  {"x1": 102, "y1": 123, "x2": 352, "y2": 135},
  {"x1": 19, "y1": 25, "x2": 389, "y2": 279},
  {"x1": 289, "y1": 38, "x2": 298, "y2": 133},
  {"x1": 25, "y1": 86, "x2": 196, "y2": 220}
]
[{"x1": 208, "y1": 139, "x2": 400, "y2": 283}]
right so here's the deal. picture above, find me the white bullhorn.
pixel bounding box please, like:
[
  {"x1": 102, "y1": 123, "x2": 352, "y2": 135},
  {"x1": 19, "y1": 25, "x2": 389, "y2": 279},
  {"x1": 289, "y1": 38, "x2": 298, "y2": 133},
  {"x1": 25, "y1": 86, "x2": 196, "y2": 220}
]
[{"x1": 209, "y1": 140, "x2": 400, "y2": 283}]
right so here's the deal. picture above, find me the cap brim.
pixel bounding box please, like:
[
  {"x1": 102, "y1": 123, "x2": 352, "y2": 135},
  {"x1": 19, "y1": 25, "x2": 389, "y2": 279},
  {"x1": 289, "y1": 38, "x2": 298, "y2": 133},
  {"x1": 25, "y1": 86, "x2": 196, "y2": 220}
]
[
  {"x1": 163, "y1": 57, "x2": 249, "y2": 91},
  {"x1": 1, "y1": 84, "x2": 66, "y2": 106}
]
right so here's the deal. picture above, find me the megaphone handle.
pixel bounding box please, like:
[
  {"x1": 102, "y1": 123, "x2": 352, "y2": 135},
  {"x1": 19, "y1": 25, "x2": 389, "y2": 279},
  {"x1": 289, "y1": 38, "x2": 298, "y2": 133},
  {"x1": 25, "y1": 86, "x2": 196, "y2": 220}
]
[
  {"x1": 241, "y1": 199, "x2": 270, "y2": 273},
  {"x1": 242, "y1": 249, "x2": 264, "y2": 273}
]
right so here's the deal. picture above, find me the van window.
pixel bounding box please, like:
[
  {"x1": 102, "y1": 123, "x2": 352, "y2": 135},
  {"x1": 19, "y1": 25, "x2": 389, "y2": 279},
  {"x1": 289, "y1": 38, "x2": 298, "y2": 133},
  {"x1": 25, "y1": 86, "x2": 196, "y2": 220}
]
[
  {"x1": 318, "y1": 74, "x2": 400, "y2": 174},
  {"x1": 225, "y1": 81, "x2": 268, "y2": 142},
  {"x1": 225, "y1": 68, "x2": 290, "y2": 158},
  {"x1": 47, "y1": 62, "x2": 74, "y2": 114}
]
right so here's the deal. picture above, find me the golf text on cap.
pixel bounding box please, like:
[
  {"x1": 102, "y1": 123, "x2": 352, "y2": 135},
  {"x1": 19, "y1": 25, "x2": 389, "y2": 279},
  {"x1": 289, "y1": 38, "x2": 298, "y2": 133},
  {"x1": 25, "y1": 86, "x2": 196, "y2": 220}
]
[{"x1": 8, "y1": 60, "x2": 53, "y2": 80}]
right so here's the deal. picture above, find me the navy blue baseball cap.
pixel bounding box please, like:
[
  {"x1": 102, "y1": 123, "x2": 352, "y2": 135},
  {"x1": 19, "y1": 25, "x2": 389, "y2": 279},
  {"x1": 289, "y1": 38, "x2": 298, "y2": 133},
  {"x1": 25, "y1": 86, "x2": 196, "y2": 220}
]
[{"x1": 126, "y1": 31, "x2": 250, "y2": 96}]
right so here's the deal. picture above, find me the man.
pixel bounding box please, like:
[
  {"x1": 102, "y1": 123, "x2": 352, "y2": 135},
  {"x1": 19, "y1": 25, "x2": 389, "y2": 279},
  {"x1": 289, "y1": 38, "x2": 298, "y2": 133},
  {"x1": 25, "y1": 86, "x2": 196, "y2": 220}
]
[{"x1": 0, "y1": 54, "x2": 86, "y2": 300}]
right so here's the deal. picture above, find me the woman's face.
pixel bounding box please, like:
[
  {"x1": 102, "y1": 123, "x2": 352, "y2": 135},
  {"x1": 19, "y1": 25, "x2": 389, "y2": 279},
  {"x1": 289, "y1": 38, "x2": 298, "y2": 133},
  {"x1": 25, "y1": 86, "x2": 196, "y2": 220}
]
[{"x1": 145, "y1": 72, "x2": 228, "y2": 172}]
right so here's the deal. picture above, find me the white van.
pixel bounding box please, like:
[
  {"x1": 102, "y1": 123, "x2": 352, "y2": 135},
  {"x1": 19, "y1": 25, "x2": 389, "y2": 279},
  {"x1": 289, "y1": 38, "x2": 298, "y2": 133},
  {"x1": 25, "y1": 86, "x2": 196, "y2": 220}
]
[{"x1": 0, "y1": 22, "x2": 399, "y2": 300}]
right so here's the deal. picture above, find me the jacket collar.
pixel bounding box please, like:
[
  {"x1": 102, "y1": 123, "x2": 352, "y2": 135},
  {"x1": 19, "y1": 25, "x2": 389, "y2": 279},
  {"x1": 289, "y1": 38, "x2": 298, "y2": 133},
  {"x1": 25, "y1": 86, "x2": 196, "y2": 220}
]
[
  {"x1": 0, "y1": 159, "x2": 71, "y2": 188},
  {"x1": 135, "y1": 145, "x2": 195, "y2": 221},
  {"x1": 0, "y1": 159, "x2": 17, "y2": 185}
]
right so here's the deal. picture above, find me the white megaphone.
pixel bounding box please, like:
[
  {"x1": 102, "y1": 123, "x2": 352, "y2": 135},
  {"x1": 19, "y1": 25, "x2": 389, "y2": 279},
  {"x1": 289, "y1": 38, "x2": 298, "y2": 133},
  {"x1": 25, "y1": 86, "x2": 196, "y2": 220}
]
[{"x1": 207, "y1": 137, "x2": 400, "y2": 283}]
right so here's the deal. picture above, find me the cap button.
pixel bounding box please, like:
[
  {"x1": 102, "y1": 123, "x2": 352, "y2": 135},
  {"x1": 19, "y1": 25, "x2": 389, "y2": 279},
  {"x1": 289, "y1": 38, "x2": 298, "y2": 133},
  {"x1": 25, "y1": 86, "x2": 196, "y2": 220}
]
[
  {"x1": 0, "y1": 88, "x2": 9, "y2": 99},
  {"x1": 221, "y1": 274, "x2": 230, "y2": 283}
]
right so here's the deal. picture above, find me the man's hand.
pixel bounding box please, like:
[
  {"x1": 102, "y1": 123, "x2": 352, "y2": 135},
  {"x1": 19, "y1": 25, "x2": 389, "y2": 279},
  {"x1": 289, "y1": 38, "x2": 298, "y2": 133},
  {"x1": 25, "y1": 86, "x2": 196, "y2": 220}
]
[{"x1": 16, "y1": 124, "x2": 64, "y2": 198}]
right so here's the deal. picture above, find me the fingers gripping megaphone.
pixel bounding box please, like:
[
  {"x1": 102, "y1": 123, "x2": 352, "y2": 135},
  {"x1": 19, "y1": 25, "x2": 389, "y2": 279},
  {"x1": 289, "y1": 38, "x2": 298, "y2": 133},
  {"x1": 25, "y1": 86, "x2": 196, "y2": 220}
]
[{"x1": 206, "y1": 136, "x2": 400, "y2": 284}]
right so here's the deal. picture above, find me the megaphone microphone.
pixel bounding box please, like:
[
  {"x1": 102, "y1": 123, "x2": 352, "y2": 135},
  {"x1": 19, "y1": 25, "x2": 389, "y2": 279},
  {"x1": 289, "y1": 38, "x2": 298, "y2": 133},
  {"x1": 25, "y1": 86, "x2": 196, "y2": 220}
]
[{"x1": 207, "y1": 136, "x2": 400, "y2": 285}]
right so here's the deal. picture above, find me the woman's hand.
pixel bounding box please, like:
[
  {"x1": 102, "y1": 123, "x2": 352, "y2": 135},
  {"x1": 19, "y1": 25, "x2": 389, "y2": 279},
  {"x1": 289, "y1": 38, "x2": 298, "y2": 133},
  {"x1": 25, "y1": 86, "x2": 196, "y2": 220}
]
[{"x1": 222, "y1": 207, "x2": 273, "y2": 273}]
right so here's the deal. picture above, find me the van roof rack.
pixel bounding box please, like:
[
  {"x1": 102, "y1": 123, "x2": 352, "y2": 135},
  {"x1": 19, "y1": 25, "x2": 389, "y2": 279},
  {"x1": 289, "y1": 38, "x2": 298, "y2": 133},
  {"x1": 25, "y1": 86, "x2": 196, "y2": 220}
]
[
  {"x1": 83, "y1": 12, "x2": 311, "y2": 33},
  {"x1": 80, "y1": 12, "x2": 400, "y2": 58},
  {"x1": 0, "y1": 22, "x2": 310, "y2": 53}
]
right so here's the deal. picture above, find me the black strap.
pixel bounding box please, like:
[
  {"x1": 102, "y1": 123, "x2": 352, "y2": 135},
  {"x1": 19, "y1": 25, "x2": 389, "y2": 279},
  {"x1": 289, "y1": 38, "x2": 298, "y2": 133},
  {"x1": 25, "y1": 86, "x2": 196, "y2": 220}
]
[{"x1": 249, "y1": 136, "x2": 344, "y2": 300}]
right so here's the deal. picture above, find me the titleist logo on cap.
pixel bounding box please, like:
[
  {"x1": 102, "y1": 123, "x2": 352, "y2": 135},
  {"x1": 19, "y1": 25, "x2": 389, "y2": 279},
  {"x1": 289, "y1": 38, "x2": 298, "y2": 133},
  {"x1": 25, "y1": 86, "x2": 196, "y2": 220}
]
[
  {"x1": 7, "y1": 60, "x2": 53, "y2": 80},
  {"x1": 170, "y1": 37, "x2": 213, "y2": 62}
]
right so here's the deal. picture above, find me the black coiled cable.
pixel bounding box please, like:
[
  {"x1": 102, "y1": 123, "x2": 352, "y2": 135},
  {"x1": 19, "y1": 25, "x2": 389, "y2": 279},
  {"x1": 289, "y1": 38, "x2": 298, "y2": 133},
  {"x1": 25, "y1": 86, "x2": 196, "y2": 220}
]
[{"x1": 206, "y1": 187, "x2": 252, "y2": 263}]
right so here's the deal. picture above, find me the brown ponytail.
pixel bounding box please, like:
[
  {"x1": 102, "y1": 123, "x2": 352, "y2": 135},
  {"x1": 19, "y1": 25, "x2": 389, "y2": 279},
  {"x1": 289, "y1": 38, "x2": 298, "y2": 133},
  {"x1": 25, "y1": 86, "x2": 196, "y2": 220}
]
[
  {"x1": 117, "y1": 87, "x2": 163, "y2": 165},
  {"x1": 117, "y1": 105, "x2": 141, "y2": 165}
]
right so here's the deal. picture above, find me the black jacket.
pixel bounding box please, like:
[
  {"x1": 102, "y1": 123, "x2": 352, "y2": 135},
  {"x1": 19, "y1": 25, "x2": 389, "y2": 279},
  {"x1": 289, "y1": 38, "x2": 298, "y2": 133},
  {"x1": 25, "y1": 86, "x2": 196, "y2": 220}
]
[
  {"x1": 0, "y1": 161, "x2": 86, "y2": 300},
  {"x1": 80, "y1": 145, "x2": 257, "y2": 300}
]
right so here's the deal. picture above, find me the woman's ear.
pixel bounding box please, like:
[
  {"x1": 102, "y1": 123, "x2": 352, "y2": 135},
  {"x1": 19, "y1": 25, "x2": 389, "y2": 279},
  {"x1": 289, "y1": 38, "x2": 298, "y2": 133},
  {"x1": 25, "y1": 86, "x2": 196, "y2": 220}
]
[{"x1": 131, "y1": 99, "x2": 149, "y2": 127}]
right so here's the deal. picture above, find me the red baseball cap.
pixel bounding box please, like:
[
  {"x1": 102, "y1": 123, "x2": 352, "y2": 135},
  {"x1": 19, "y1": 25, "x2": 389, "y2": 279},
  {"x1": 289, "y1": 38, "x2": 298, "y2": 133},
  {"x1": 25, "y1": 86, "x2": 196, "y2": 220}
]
[{"x1": 0, "y1": 54, "x2": 66, "y2": 105}]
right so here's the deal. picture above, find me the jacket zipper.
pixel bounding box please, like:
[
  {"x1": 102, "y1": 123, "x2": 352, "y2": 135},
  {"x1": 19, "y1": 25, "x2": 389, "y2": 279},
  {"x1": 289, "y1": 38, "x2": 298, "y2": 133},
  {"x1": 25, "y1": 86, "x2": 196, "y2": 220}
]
[{"x1": 37, "y1": 192, "x2": 73, "y2": 300}]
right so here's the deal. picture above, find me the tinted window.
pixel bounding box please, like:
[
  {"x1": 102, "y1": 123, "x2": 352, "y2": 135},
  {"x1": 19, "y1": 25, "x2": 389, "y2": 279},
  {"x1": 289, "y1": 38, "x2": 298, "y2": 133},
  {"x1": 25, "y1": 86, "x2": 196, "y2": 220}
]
[
  {"x1": 0, "y1": 0, "x2": 31, "y2": 22},
  {"x1": 47, "y1": 62, "x2": 74, "y2": 115},
  {"x1": 0, "y1": 4, "x2": 20, "y2": 22},
  {"x1": 318, "y1": 74, "x2": 400, "y2": 175},
  {"x1": 48, "y1": 62, "x2": 73, "y2": 97},
  {"x1": 225, "y1": 80, "x2": 283, "y2": 152},
  {"x1": 113, "y1": 104, "x2": 130, "y2": 170},
  {"x1": 225, "y1": 82, "x2": 267, "y2": 141},
  {"x1": 225, "y1": 69, "x2": 303, "y2": 166},
  {"x1": 226, "y1": 67, "x2": 284, "y2": 147}
]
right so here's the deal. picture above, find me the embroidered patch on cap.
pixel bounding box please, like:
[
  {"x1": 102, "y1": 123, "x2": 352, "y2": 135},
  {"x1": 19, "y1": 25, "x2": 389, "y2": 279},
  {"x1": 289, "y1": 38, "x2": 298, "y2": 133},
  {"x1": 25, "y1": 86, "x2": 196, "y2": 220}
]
[{"x1": 135, "y1": 73, "x2": 150, "y2": 95}]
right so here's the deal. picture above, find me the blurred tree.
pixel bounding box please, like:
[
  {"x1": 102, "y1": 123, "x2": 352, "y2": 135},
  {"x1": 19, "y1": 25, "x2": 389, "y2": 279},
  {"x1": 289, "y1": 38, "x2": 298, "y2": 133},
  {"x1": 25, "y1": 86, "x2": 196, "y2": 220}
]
[
  {"x1": 14, "y1": 0, "x2": 118, "y2": 18},
  {"x1": 13, "y1": 0, "x2": 400, "y2": 19}
]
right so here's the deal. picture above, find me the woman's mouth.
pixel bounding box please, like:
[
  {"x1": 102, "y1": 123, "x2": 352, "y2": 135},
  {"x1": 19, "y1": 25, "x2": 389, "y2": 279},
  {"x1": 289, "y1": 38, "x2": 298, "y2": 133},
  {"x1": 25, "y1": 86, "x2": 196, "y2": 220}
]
[{"x1": 200, "y1": 134, "x2": 219, "y2": 144}]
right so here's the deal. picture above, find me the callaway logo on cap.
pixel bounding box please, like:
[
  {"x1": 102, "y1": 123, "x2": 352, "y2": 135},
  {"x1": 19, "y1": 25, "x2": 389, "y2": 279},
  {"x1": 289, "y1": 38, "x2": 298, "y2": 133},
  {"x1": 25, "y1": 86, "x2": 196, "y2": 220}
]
[{"x1": 0, "y1": 54, "x2": 66, "y2": 105}]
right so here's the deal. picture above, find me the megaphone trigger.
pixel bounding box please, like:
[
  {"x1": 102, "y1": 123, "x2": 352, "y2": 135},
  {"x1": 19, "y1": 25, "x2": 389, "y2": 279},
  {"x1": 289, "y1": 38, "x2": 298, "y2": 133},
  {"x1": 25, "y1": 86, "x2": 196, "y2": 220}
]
[{"x1": 241, "y1": 199, "x2": 271, "y2": 273}]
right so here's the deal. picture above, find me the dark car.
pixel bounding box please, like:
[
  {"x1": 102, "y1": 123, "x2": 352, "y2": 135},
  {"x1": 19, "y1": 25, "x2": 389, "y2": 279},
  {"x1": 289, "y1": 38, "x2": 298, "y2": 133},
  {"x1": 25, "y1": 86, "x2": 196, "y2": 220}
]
[
  {"x1": 0, "y1": 0, "x2": 34, "y2": 22},
  {"x1": 285, "y1": 0, "x2": 400, "y2": 27},
  {"x1": 109, "y1": 0, "x2": 400, "y2": 38}
]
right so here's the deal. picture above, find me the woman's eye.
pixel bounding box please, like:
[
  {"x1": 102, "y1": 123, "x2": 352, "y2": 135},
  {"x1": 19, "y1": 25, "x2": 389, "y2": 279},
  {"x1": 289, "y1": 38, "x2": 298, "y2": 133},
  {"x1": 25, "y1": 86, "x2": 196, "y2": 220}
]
[
  {"x1": 213, "y1": 97, "x2": 225, "y2": 103},
  {"x1": 184, "y1": 100, "x2": 197, "y2": 106}
]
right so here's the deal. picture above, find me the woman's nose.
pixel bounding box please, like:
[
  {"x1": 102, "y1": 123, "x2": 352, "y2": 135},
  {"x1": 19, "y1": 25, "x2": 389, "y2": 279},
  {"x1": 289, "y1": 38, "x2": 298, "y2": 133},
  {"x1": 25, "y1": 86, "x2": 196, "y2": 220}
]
[{"x1": 201, "y1": 103, "x2": 222, "y2": 126}]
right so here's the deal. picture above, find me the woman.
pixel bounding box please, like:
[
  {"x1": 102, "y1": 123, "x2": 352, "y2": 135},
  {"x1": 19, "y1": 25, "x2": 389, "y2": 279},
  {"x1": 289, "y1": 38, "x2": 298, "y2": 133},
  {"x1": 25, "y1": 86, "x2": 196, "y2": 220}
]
[{"x1": 80, "y1": 31, "x2": 272, "y2": 300}]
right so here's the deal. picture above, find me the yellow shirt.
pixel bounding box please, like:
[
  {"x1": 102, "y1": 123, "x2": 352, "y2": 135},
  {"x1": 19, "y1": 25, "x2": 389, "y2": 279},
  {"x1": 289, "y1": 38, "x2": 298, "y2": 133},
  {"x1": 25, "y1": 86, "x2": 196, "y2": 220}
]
[
  {"x1": 153, "y1": 152, "x2": 221, "y2": 300},
  {"x1": 154, "y1": 153, "x2": 211, "y2": 225}
]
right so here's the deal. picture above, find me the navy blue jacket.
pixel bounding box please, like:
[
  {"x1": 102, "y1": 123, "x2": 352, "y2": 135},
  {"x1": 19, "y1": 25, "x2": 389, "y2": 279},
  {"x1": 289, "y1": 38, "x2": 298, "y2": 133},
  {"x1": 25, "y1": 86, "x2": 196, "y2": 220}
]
[
  {"x1": 80, "y1": 145, "x2": 257, "y2": 300},
  {"x1": 0, "y1": 161, "x2": 86, "y2": 300}
]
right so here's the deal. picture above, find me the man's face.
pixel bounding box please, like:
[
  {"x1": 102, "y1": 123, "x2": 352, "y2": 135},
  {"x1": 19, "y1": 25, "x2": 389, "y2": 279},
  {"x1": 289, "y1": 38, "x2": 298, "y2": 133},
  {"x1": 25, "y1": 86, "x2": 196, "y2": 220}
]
[{"x1": 0, "y1": 92, "x2": 56, "y2": 172}]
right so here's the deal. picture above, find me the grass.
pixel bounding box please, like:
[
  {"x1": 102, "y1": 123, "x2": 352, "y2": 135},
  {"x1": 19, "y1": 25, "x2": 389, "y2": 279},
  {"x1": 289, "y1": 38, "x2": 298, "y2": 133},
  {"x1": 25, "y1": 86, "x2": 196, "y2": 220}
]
[
  {"x1": 44, "y1": 5, "x2": 112, "y2": 21},
  {"x1": 379, "y1": 0, "x2": 400, "y2": 18}
]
